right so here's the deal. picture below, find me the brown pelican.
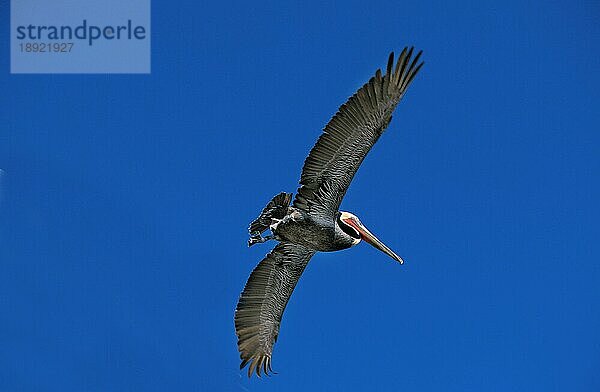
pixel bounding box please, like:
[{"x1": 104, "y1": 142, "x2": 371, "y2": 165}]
[{"x1": 235, "y1": 48, "x2": 424, "y2": 377}]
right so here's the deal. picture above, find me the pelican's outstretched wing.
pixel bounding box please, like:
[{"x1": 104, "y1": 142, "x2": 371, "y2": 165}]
[
  {"x1": 235, "y1": 242, "x2": 316, "y2": 377},
  {"x1": 293, "y1": 48, "x2": 424, "y2": 218}
]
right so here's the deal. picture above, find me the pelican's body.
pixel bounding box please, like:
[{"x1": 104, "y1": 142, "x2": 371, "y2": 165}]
[
  {"x1": 271, "y1": 209, "x2": 353, "y2": 252},
  {"x1": 235, "y1": 48, "x2": 424, "y2": 377}
]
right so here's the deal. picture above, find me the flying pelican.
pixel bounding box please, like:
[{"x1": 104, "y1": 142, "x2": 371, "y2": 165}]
[{"x1": 235, "y1": 48, "x2": 424, "y2": 377}]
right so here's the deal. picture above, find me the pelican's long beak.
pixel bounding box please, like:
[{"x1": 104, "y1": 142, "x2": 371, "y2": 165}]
[{"x1": 346, "y1": 219, "x2": 404, "y2": 264}]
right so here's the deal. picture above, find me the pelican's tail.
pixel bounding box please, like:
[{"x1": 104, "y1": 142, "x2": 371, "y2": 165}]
[{"x1": 248, "y1": 192, "x2": 292, "y2": 246}]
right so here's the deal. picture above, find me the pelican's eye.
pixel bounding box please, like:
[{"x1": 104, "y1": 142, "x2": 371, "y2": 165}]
[{"x1": 337, "y1": 216, "x2": 360, "y2": 239}]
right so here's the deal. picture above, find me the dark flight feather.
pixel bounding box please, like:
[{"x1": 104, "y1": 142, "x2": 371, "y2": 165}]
[
  {"x1": 293, "y1": 48, "x2": 423, "y2": 219},
  {"x1": 235, "y1": 242, "x2": 315, "y2": 377}
]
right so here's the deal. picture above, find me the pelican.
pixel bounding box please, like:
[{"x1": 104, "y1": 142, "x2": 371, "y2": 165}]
[{"x1": 235, "y1": 48, "x2": 424, "y2": 377}]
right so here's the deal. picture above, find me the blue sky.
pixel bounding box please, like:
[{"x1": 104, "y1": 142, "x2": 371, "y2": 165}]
[{"x1": 1, "y1": 1, "x2": 599, "y2": 391}]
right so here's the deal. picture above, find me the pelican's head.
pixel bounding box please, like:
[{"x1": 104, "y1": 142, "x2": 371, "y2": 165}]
[{"x1": 337, "y1": 211, "x2": 404, "y2": 264}]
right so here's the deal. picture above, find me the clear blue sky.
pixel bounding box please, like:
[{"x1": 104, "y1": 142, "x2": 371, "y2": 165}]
[{"x1": 1, "y1": 1, "x2": 599, "y2": 391}]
